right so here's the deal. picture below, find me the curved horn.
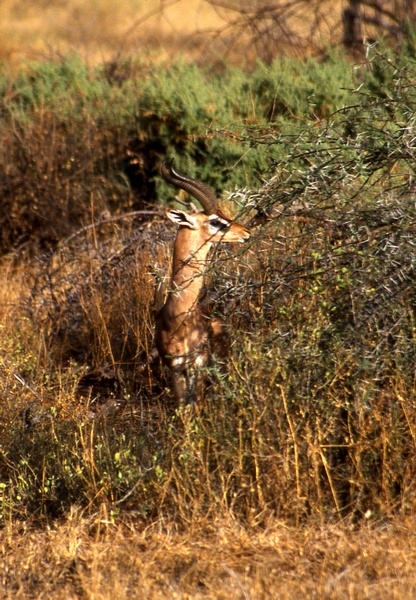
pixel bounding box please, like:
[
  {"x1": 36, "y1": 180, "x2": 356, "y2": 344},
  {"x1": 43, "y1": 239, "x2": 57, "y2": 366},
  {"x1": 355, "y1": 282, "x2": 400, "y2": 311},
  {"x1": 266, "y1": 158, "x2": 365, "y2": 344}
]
[{"x1": 161, "y1": 161, "x2": 219, "y2": 215}]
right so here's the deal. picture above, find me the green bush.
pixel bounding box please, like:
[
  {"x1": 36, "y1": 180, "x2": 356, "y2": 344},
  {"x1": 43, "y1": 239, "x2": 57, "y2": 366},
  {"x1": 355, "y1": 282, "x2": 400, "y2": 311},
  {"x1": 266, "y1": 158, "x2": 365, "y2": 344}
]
[
  {"x1": 0, "y1": 52, "x2": 355, "y2": 254},
  {"x1": 249, "y1": 51, "x2": 353, "y2": 119},
  {"x1": 1, "y1": 43, "x2": 416, "y2": 525}
]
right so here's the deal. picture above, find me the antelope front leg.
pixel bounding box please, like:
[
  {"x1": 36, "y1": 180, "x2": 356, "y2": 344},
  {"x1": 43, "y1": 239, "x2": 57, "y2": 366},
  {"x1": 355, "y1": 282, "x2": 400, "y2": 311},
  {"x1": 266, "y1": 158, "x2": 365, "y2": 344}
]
[
  {"x1": 171, "y1": 369, "x2": 187, "y2": 405},
  {"x1": 172, "y1": 367, "x2": 201, "y2": 406},
  {"x1": 185, "y1": 368, "x2": 202, "y2": 406}
]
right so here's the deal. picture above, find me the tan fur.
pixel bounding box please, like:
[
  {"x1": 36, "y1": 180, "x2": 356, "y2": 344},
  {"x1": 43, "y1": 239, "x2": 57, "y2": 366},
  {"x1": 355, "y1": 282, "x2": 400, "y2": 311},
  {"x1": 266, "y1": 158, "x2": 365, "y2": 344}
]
[{"x1": 155, "y1": 210, "x2": 250, "y2": 405}]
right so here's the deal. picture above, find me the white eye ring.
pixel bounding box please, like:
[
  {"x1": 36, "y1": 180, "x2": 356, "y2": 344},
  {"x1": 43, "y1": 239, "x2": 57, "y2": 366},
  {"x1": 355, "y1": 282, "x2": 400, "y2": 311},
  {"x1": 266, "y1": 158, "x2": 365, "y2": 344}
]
[{"x1": 209, "y1": 216, "x2": 229, "y2": 231}]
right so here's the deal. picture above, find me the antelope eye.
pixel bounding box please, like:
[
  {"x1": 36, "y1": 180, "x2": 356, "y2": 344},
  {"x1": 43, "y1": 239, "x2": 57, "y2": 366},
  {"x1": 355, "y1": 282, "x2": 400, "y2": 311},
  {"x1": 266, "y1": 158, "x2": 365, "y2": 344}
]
[{"x1": 209, "y1": 218, "x2": 228, "y2": 230}]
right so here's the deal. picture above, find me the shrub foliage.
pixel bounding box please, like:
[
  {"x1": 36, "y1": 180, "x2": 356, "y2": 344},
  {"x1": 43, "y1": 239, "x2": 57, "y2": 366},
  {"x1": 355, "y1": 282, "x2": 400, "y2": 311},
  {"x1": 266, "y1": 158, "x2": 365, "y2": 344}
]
[{"x1": 0, "y1": 44, "x2": 416, "y2": 526}]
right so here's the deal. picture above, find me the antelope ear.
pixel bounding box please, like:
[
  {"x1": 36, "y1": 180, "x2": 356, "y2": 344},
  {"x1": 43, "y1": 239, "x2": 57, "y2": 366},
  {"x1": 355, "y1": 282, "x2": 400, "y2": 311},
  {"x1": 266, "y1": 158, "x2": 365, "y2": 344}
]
[{"x1": 167, "y1": 209, "x2": 199, "y2": 229}]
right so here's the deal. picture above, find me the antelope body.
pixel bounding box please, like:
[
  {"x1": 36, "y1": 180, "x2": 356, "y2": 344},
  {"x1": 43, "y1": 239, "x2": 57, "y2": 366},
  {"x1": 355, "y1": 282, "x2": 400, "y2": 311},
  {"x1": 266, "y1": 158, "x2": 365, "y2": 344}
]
[{"x1": 155, "y1": 162, "x2": 250, "y2": 405}]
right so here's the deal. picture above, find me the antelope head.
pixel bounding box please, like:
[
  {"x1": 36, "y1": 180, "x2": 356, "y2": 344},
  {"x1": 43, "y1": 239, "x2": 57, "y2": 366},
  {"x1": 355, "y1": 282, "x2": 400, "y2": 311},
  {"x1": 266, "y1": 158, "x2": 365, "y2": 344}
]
[{"x1": 161, "y1": 161, "x2": 250, "y2": 246}]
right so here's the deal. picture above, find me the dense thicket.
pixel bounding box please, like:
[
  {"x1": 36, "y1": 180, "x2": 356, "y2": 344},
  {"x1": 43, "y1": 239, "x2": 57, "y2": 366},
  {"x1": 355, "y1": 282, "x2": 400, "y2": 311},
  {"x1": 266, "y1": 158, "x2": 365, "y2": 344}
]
[
  {"x1": 0, "y1": 52, "x2": 353, "y2": 254},
  {"x1": 1, "y1": 41, "x2": 416, "y2": 525}
]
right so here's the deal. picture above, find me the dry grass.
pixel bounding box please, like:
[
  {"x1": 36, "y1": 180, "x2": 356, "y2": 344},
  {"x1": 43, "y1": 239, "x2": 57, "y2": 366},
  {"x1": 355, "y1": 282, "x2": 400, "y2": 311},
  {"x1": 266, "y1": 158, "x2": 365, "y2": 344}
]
[
  {"x1": 0, "y1": 0, "x2": 228, "y2": 66},
  {"x1": 1, "y1": 512, "x2": 416, "y2": 599},
  {"x1": 1, "y1": 0, "x2": 411, "y2": 69},
  {"x1": 0, "y1": 0, "x2": 347, "y2": 68}
]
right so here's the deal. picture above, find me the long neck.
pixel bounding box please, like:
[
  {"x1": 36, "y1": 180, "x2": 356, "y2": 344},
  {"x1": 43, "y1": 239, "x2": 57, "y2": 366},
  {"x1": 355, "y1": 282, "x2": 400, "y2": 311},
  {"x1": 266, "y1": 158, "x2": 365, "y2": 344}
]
[{"x1": 166, "y1": 227, "x2": 211, "y2": 319}]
